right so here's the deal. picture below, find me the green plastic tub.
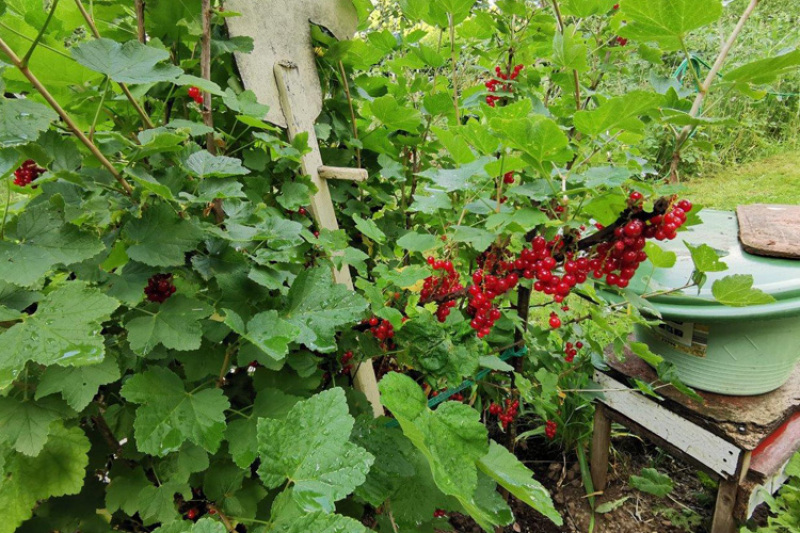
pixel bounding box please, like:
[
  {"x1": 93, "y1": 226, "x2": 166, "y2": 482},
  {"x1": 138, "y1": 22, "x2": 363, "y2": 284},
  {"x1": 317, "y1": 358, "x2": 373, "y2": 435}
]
[{"x1": 629, "y1": 210, "x2": 800, "y2": 396}]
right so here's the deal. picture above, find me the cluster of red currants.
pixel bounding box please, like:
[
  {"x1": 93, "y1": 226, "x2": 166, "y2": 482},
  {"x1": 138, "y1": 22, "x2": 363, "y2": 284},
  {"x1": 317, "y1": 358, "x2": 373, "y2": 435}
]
[
  {"x1": 467, "y1": 260, "x2": 520, "y2": 338},
  {"x1": 616, "y1": 36, "x2": 628, "y2": 47},
  {"x1": 545, "y1": 420, "x2": 557, "y2": 440},
  {"x1": 433, "y1": 509, "x2": 447, "y2": 518},
  {"x1": 365, "y1": 316, "x2": 395, "y2": 342},
  {"x1": 144, "y1": 274, "x2": 177, "y2": 303},
  {"x1": 341, "y1": 350, "x2": 354, "y2": 374},
  {"x1": 502, "y1": 171, "x2": 515, "y2": 184},
  {"x1": 423, "y1": 257, "x2": 463, "y2": 322},
  {"x1": 188, "y1": 86, "x2": 204, "y2": 105},
  {"x1": 13, "y1": 160, "x2": 45, "y2": 187},
  {"x1": 489, "y1": 398, "x2": 520, "y2": 429},
  {"x1": 564, "y1": 341, "x2": 583, "y2": 363},
  {"x1": 485, "y1": 64, "x2": 524, "y2": 107}
]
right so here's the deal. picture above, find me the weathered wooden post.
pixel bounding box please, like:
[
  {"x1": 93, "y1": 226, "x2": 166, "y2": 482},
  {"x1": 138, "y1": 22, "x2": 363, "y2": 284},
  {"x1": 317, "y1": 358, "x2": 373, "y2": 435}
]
[{"x1": 226, "y1": 0, "x2": 383, "y2": 416}]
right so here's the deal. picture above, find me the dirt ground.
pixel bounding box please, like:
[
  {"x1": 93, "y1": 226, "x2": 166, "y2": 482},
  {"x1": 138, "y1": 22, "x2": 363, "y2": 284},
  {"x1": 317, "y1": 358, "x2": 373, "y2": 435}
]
[{"x1": 450, "y1": 436, "x2": 728, "y2": 533}]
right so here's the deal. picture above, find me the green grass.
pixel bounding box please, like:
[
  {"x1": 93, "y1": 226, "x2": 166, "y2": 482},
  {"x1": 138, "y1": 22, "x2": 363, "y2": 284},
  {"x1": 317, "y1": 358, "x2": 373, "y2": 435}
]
[{"x1": 684, "y1": 150, "x2": 800, "y2": 210}]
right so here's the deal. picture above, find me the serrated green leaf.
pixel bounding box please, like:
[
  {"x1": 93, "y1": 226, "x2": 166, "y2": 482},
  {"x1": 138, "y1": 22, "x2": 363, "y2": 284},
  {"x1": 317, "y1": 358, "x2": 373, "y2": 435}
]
[
  {"x1": 125, "y1": 295, "x2": 212, "y2": 354},
  {"x1": 370, "y1": 95, "x2": 423, "y2": 131},
  {"x1": 182, "y1": 150, "x2": 250, "y2": 178},
  {"x1": 725, "y1": 49, "x2": 800, "y2": 89},
  {"x1": 0, "y1": 283, "x2": 119, "y2": 389},
  {"x1": 0, "y1": 204, "x2": 105, "y2": 286},
  {"x1": 553, "y1": 25, "x2": 588, "y2": 72},
  {"x1": 224, "y1": 309, "x2": 299, "y2": 365},
  {"x1": 595, "y1": 496, "x2": 629, "y2": 514},
  {"x1": 256, "y1": 388, "x2": 374, "y2": 512},
  {"x1": 0, "y1": 425, "x2": 90, "y2": 533},
  {"x1": 711, "y1": 275, "x2": 776, "y2": 307},
  {"x1": 174, "y1": 75, "x2": 225, "y2": 96},
  {"x1": 282, "y1": 268, "x2": 368, "y2": 353},
  {"x1": 125, "y1": 204, "x2": 204, "y2": 267},
  {"x1": 71, "y1": 38, "x2": 182, "y2": 83},
  {"x1": 270, "y1": 511, "x2": 369, "y2": 533},
  {"x1": 477, "y1": 442, "x2": 562, "y2": 525},
  {"x1": 630, "y1": 468, "x2": 673, "y2": 497},
  {"x1": 618, "y1": 0, "x2": 723, "y2": 50},
  {"x1": 138, "y1": 480, "x2": 190, "y2": 525},
  {"x1": 629, "y1": 341, "x2": 664, "y2": 367},
  {"x1": 121, "y1": 367, "x2": 229, "y2": 456},
  {"x1": 684, "y1": 242, "x2": 728, "y2": 273},
  {"x1": 574, "y1": 91, "x2": 662, "y2": 135},
  {"x1": 417, "y1": 157, "x2": 493, "y2": 192},
  {"x1": 0, "y1": 98, "x2": 58, "y2": 147},
  {"x1": 490, "y1": 116, "x2": 571, "y2": 164},
  {"x1": 0, "y1": 397, "x2": 67, "y2": 456},
  {"x1": 396, "y1": 231, "x2": 442, "y2": 252},
  {"x1": 35, "y1": 355, "x2": 120, "y2": 411},
  {"x1": 352, "y1": 213, "x2": 386, "y2": 244},
  {"x1": 644, "y1": 242, "x2": 676, "y2": 268}
]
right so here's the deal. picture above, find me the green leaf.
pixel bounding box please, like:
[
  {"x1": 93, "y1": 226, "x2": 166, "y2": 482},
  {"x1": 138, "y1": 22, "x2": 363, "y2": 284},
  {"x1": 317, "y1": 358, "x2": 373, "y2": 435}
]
[
  {"x1": 0, "y1": 98, "x2": 58, "y2": 148},
  {"x1": 451, "y1": 225, "x2": 496, "y2": 251},
  {"x1": 270, "y1": 511, "x2": 369, "y2": 533},
  {"x1": 644, "y1": 242, "x2": 676, "y2": 268},
  {"x1": 124, "y1": 203, "x2": 204, "y2": 267},
  {"x1": 352, "y1": 214, "x2": 387, "y2": 244},
  {"x1": 0, "y1": 283, "x2": 119, "y2": 389},
  {"x1": 552, "y1": 26, "x2": 588, "y2": 72},
  {"x1": 35, "y1": 355, "x2": 120, "y2": 411},
  {"x1": 630, "y1": 468, "x2": 674, "y2": 497},
  {"x1": 174, "y1": 74, "x2": 225, "y2": 96},
  {"x1": 595, "y1": 497, "x2": 629, "y2": 514},
  {"x1": 490, "y1": 117, "x2": 571, "y2": 164},
  {"x1": 629, "y1": 341, "x2": 664, "y2": 367},
  {"x1": 137, "y1": 480, "x2": 190, "y2": 525},
  {"x1": 711, "y1": 275, "x2": 776, "y2": 307},
  {"x1": 282, "y1": 267, "x2": 369, "y2": 353},
  {"x1": 724, "y1": 49, "x2": 800, "y2": 89},
  {"x1": 71, "y1": 38, "x2": 182, "y2": 83},
  {"x1": 370, "y1": 95, "x2": 423, "y2": 131},
  {"x1": 121, "y1": 367, "x2": 229, "y2": 456},
  {"x1": 182, "y1": 150, "x2": 250, "y2": 178},
  {"x1": 477, "y1": 442, "x2": 562, "y2": 526},
  {"x1": 417, "y1": 157, "x2": 492, "y2": 192},
  {"x1": 560, "y1": 0, "x2": 616, "y2": 17},
  {"x1": 434, "y1": 0, "x2": 476, "y2": 24},
  {"x1": 224, "y1": 309, "x2": 300, "y2": 365},
  {"x1": 0, "y1": 425, "x2": 90, "y2": 533},
  {"x1": 685, "y1": 242, "x2": 728, "y2": 273},
  {"x1": 0, "y1": 204, "x2": 105, "y2": 287},
  {"x1": 397, "y1": 313, "x2": 480, "y2": 382},
  {"x1": 0, "y1": 397, "x2": 66, "y2": 456},
  {"x1": 574, "y1": 91, "x2": 662, "y2": 135},
  {"x1": 125, "y1": 295, "x2": 213, "y2": 354},
  {"x1": 256, "y1": 388, "x2": 374, "y2": 512},
  {"x1": 618, "y1": 0, "x2": 723, "y2": 50}
]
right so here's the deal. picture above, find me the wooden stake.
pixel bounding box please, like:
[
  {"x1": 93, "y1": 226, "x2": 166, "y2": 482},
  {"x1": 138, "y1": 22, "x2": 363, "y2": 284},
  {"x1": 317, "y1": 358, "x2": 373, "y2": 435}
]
[
  {"x1": 591, "y1": 405, "x2": 612, "y2": 491},
  {"x1": 274, "y1": 60, "x2": 383, "y2": 417}
]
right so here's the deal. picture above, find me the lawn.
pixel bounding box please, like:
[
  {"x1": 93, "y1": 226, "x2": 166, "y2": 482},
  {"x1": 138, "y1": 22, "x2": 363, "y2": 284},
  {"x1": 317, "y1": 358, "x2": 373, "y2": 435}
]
[{"x1": 685, "y1": 149, "x2": 800, "y2": 210}]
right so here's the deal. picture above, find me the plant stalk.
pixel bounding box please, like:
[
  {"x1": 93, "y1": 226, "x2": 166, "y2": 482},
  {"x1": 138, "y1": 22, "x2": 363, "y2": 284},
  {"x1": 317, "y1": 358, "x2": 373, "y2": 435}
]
[
  {"x1": 338, "y1": 60, "x2": 361, "y2": 168},
  {"x1": 200, "y1": 0, "x2": 225, "y2": 223},
  {"x1": 21, "y1": 0, "x2": 60, "y2": 67},
  {"x1": 449, "y1": 13, "x2": 460, "y2": 122},
  {"x1": 0, "y1": 37, "x2": 134, "y2": 196},
  {"x1": 135, "y1": 0, "x2": 146, "y2": 43}
]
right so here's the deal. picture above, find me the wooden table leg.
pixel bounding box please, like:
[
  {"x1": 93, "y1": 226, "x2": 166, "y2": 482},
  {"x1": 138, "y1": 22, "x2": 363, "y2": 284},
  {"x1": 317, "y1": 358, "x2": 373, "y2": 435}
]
[
  {"x1": 711, "y1": 478, "x2": 739, "y2": 533},
  {"x1": 591, "y1": 404, "x2": 612, "y2": 491}
]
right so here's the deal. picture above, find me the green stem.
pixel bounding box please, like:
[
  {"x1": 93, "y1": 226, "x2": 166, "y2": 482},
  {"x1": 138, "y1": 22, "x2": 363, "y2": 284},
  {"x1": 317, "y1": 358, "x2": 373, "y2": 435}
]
[
  {"x1": 679, "y1": 37, "x2": 703, "y2": 91},
  {"x1": 448, "y1": 13, "x2": 460, "y2": 122},
  {"x1": 0, "y1": 163, "x2": 16, "y2": 240},
  {"x1": 21, "y1": 0, "x2": 60, "y2": 67},
  {"x1": 89, "y1": 77, "x2": 111, "y2": 141}
]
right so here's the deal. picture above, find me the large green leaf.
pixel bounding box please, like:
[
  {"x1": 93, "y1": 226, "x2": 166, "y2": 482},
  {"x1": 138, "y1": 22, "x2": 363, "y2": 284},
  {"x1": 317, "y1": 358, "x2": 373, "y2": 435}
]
[
  {"x1": 573, "y1": 91, "x2": 662, "y2": 136},
  {"x1": 269, "y1": 511, "x2": 370, "y2": 533},
  {"x1": 282, "y1": 267, "x2": 368, "y2": 353},
  {"x1": 0, "y1": 204, "x2": 105, "y2": 287},
  {"x1": 35, "y1": 355, "x2": 121, "y2": 411},
  {"x1": 724, "y1": 49, "x2": 800, "y2": 90},
  {"x1": 71, "y1": 38, "x2": 183, "y2": 83},
  {"x1": 370, "y1": 95, "x2": 423, "y2": 132},
  {"x1": 0, "y1": 283, "x2": 119, "y2": 390},
  {"x1": 125, "y1": 295, "x2": 213, "y2": 354},
  {"x1": 0, "y1": 397, "x2": 66, "y2": 456},
  {"x1": 0, "y1": 425, "x2": 90, "y2": 533},
  {"x1": 417, "y1": 156, "x2": 493, "y2": 192},
  {"x1": 124, "y1": 203, "x2": 204, "y2": 267},
  {"x1": 685, "y1": 242, "x2": 728, "y2": 273},
  {"x1": 0, "y1": 98, "x2": 58, "y2": 147},
  {"x1": 256, "y1": 388, "x2": 374, "y2": 512},
  {"x1": 224, "y1": 309, "x2": 300, "y2": 365},
  {"x1": 712, "y1": 275, "x2": 776, "y2": 307},
  {"x1": 181, "y1": 150, "x2": 250, "y2": 178},
  {"x1": 121, "y1": 367, "x2": 229, "y2": 456},
  {"x1": 618, "y1": 0, "x2": 723, "y2": 50},
  {"x1": 489, "y1": 117, "x2": 571, "y2": 163}
]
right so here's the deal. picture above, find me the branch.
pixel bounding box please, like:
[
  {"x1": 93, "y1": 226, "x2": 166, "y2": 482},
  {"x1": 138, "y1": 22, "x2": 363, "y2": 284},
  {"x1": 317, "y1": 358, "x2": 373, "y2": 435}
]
[
  {"x1": 135, "y1": 0, "x2": 147, "y2": 44},
  {"x1": 668, "y1": 0, "x2": 760, "y2": 183},
  {"x1": 74, "y1": 0, "x2": 155, "y2": 130},
  {"x1": 338, "y1": 60, "x2": 361, "y2": 168},
  {"x1": 0, "y1": 38, "x2": 134, "y2": 196},
  {"x1": 201, "y1": 0, "x2": 225, "y2": 224},
  {"x1": 551, "y1": 0, "x2": 581, "y2": 109}
]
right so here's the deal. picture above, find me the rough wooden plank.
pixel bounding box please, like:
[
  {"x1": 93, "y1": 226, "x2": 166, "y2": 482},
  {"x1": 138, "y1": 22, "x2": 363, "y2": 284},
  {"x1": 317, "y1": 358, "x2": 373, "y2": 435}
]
[
  {"x1": 712, "y1": 478, "x2": 739, "y2": 533},
  {"x1": 606, "y1": 348, "x2": 800, "y2": 450},
  {"x1": 274, "y1": 61, "x2": 382, "y2": 417},
  {"x1": 226, "y1": 0, "x2": 359, "y2": 128},
  {"x1": 749, "y1": 412, "x2": 800, "y2": 481},
  {"x1": 591, "y1": 405, "x2": 612, "y2": 492},
  {"x1": 737, "y1": 204, "x2": 800, "y2": 259},
  {"x1": 318, "y1": 165, "x2": 368, "y2": 182},
  {"x1": 594, "y1": 372, "x2": 741, "y2": 478}
]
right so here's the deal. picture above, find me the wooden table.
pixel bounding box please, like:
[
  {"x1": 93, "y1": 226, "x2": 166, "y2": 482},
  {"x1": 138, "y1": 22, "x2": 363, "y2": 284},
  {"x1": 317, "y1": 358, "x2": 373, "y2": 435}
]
[{"x1": 590, "y1": 348, "x2": 800, "y2": 533}]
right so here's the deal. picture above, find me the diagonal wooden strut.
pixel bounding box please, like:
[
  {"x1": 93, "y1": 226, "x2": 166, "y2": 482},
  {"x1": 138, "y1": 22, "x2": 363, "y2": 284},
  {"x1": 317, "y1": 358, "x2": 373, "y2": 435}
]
[{"x1": 274, "y1": 60, "x2": 383, "y2": 417}]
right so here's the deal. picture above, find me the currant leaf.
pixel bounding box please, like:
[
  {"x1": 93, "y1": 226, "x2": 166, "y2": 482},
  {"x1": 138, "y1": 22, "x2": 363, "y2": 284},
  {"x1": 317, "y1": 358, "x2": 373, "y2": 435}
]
[{"x1": 125, "y1": 295, "x2": 212, "y2": 354}]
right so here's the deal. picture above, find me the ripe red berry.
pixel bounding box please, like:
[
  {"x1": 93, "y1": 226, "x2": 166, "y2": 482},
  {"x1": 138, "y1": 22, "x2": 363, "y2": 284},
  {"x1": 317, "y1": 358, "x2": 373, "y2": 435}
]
[
  {"x1": 503, "y1": 172, "x2": 515, "y2": 184},
  {"x1": 298, "y1": 207, "x2": 307, "y2": 216},
  {"x1": 549, "y1": 313, "x2": 562, "y2": 329},
  {"x1": 188, "y1": 86, "x2": 204, "y2": 105},
  {"x1": 144, "y1": 274, "x2": 177, "y2": 303},
  {"x1": 186, "y1": 509, "x2": 198, "y2": 520},
  {"x1": 433, "y1": 509, "x2": 447, "y2": 518}
]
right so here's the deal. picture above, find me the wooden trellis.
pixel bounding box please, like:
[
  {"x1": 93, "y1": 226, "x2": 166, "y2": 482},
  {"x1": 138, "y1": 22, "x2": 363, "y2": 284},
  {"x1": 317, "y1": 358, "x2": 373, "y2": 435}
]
[{"x1": 226, "y1": 0, "x2": 383, "y2": 416}]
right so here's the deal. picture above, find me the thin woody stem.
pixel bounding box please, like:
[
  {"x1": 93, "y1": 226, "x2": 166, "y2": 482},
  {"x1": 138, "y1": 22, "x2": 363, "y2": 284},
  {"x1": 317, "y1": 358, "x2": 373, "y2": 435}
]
[
  {"x1": 200, "y1": 0, "x2": 225, "y2": 223},
  {"x1": 0, "y1": 37, "x2": 134, "y2": 196},
  {"x1": 21, "y1": 0, "x2": 59, "y2": 67}
]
